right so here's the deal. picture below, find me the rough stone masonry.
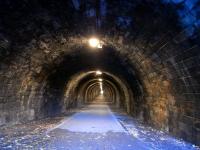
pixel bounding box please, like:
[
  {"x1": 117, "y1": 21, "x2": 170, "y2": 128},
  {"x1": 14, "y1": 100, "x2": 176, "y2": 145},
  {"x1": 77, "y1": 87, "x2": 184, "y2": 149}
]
[{"x1": 0, "y1": 0, "x2": 200, "y2": 146}]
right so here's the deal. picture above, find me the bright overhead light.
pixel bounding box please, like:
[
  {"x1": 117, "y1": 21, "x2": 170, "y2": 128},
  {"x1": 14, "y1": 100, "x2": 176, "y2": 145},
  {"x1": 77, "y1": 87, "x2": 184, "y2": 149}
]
[
  {"x1": 98, "y1": 78, "x2": 103, "y2": 82},
  {"x1": 89, "y1": 38, "x2": 99, "y2": 47},
  {"x1": 100, "y1": 90, "x2": 104, "y2": 94},
  {"x1": 88, "y1": 38, "x2": 102, "y2": 48},
  {"x1": 97, "y1": 43, "x2": 102, "y2": 48},
  {"x1": 96, "y1": 70, "x2": 102, "y2": 75}
]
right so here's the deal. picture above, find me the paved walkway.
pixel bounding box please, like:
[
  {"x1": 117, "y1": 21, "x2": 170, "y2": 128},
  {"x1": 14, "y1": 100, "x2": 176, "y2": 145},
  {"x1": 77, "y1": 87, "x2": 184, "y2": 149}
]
[
  {"x1": 46, "y1": 104, "x2": 147, "y2": 150},
  {"x1": 0, "y1": 103, "x2": 199, "y2": 149},
  {"x1": 58, "y1": 105, "x2": 125, "y2": 133}
]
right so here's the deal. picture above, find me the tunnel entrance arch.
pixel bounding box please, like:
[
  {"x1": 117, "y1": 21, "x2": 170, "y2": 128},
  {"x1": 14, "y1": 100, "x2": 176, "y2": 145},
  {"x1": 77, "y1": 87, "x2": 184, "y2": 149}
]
[{"x1": 23, "y1": 43, "x2": 145, "y2": 122}]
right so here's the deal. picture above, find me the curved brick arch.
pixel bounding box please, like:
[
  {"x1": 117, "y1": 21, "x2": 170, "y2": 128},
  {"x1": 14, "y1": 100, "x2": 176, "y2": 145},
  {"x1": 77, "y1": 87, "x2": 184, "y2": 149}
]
[{"x1": 0, "y1": 0, "x2": 199, "y2": 146}]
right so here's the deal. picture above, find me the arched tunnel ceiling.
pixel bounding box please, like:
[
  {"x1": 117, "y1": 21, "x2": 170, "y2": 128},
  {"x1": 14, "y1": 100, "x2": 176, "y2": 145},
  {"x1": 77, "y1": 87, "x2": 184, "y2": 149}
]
[
  {"x1": 0, "y1": 0, "x2": 200, "y2": 146},
  {"x1": 64, "y1": 71, "x2": 133, "y2": 110}
]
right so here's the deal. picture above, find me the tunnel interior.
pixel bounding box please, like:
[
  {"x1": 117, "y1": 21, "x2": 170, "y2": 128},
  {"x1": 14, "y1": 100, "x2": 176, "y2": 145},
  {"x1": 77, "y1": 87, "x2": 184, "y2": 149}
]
[
  {"x1": 0, "y1": 0, "x2": 200, "y2": 147},
  {"x1": 38, "y1": 46, "x2": 142, "y2": 119}
]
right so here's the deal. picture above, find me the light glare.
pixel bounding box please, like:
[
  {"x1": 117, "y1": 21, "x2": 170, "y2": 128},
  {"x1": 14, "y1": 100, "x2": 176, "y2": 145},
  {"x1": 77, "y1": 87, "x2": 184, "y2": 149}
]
[
  {"x1": 96, "y1": 71, "x2": 102, "y2": 75},
  {"x1": 100, "y1": 90, "x2": 104, "y2": 94},
  {"x1": 89, "y1": 38, "x2": 99, "y2": 48},
  {"x1": 98, "y1": 78, "x2": 103, "y2": 82},
  {"x1": 97, "y1": 43, "x2": 103, "y2": 48}
]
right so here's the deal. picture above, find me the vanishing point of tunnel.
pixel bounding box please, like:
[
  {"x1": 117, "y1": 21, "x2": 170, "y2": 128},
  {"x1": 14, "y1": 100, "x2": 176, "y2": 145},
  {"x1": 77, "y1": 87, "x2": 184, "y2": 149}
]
[{"x1": 0, "y1": 0, "x2": 200, "y2": 149}]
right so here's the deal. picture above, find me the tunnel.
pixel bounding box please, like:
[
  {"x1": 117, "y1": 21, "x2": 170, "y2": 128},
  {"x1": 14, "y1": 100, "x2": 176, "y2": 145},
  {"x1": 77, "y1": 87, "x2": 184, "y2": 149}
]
[{"x1": 0, "y1": 0, "x2": 200, "y2": 149}]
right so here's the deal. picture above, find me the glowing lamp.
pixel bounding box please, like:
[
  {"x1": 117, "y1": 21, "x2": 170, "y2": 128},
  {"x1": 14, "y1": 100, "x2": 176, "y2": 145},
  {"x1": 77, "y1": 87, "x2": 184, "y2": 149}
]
[
  {"x1": 98, "y1": 78, "x2": 103, "y2": 82},
  {"x1": 88, "y1": 38, "x2": 102, "y2": 48},
  {"x1": 89, "y1": 38, "x2": 99, "y2": 47},
  {"x1": 100, "y1": 90, "x2": 104, "y2": 94},
  {"x1": 96, "y1": 70, "x2": 102, "y2": 75}
]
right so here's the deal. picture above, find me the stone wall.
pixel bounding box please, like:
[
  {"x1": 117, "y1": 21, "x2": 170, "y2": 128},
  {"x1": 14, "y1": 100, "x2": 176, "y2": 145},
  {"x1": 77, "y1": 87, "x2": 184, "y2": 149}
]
[{"x1": 0, "y1": 0, "x2": 199, "y2": 146}]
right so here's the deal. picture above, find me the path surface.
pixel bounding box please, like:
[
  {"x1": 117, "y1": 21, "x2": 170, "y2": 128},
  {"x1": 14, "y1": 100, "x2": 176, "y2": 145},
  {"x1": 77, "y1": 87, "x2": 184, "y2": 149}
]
[
  {"x1": 58, "y1": 105, "x2": 125, "y2": 133},
  {"x1": 44, "y1": 104, "x2": 198, "y2": 150},
  {"x1": 46, "y1": 104, "x2": 147, "y2": 150},
  {"x1": 0, "y1": 104, "x2": 199, "y2": 150}
]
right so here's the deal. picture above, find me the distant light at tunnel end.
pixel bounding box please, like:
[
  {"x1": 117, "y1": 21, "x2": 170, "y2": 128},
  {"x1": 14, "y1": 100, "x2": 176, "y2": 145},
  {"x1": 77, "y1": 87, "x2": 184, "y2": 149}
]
[
  {"x1": 88, "y1": 38, "x2": 102, "y2": 48},
  {"x1": 100, "y1": 90, "x2": 104, "y2": 94},
  {"x1": 98, "y1": 78, "x2": 103, "y2": 82}
]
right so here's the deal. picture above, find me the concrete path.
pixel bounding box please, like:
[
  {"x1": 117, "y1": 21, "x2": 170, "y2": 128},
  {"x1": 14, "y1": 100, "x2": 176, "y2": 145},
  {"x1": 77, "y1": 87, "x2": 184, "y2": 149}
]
[
  {"x1": 46, "y1": 104, "x2": 147, "y2": 150},
  {"x1": 58, "y1": 104, "x2": 125, "y2": 133},
  {"x1": 0, "y1": 104, "x2": 198, "y2": 149}
]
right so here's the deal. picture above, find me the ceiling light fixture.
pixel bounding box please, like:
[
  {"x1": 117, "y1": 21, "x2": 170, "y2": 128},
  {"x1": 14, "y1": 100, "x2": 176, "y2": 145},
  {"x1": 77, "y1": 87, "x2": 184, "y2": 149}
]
[
  {"x1": 100, "y1": 90, "x2": 104, "y2": 94},
  {"x1": 96, "y1": 70, "x2": 102, "y2": 75},
  {"x1": 98, "y1": 78, "x2": 103, "y2": 82},
  {"x1": 89, "y1": 38, "x2": 102, "y2": 48}
]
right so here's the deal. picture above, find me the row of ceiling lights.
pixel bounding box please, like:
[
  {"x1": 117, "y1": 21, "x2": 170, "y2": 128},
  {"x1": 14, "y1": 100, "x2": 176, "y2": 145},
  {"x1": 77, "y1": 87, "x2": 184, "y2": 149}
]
[
  {"x1": 95, "y1": 70, "x2": 104, "y2": 95},
  {"x1": 89, "y1": 38, "x2": 104, "y2": 94}
]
